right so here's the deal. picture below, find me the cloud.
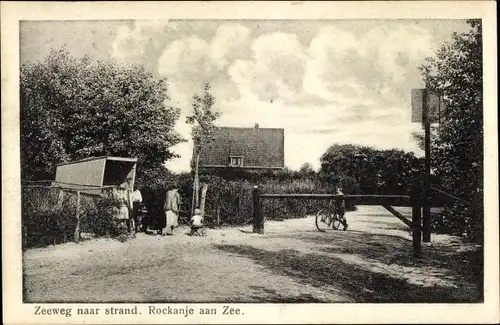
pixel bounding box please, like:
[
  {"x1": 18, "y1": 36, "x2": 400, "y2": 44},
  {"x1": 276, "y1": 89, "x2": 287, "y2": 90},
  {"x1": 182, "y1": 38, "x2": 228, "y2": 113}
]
[
  {"x1": 304, "y1": 24, "x2": 434, "y2": 108},
  {"x1": 157, "y1": 23, "x2": 251, "y2": 108},
  {"x1": 159, "y1": 23, "x2": 252, "y2": 171},
  {"x1": 208, "y1": 23, "x2": 252, "y2": 70},
  {"x1": 217, "y1": 23, "x2": 434, "y2": 170},
  {"x1": 112, "y1": 20, "x2": 447, "y2": 172},
  {"x1": 112, "y1": 20, "x2": 174, "y2": 62},
  {"x1": 158, "y1": 35, "x2": 210, "y2": 77},
  {"x1": 228, "y1": 32, "x2": 307, "y2": 102}
]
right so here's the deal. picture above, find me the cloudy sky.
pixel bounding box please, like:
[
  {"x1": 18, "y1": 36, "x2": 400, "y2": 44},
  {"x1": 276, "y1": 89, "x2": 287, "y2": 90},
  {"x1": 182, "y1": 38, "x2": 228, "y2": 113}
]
[{"x1": 20, "y1": 19, "x2": 471, "y2": 172}]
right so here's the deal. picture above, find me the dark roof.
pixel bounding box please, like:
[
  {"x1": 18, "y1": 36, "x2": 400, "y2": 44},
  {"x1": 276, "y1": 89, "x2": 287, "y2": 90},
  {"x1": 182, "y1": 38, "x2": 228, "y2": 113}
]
[
  {"x1": 198, "y1": 126, "x2": 284, "y2": 169},
  {"x1": 56, "y1": 156, "x2": 137, "y2": 167}
]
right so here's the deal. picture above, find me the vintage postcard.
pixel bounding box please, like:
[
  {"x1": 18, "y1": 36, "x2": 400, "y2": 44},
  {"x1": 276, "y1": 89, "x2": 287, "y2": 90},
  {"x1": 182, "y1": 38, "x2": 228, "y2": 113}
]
[{"x1": 2, "y1": 1, "x2": 498, "y2": 324}]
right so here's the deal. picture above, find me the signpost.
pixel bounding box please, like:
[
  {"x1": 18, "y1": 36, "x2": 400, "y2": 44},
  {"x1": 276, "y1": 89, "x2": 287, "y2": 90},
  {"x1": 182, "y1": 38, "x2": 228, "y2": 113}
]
[
  {"x1": 411, "y1": 88, "x2": 443, "y2": 243},
  {"x1": 411, "y1": 89, "x2": 443, "y2": 124}
]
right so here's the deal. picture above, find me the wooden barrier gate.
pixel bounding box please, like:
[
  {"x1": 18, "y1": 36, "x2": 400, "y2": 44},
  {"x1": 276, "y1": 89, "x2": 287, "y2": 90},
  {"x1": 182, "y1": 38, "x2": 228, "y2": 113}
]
[{"x1": 252, "y1": 185, "x2": 424, "y2": 257}]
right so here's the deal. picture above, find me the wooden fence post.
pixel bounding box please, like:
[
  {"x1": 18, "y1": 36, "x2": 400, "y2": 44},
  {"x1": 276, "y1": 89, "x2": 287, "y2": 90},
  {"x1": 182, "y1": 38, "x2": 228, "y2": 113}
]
[
  {"x1": 56, "y1": 188, "x2": 64, "y2": 210},
  {"x1": 411, "y1": 184, "x2": 422, "y2": 257},
  {"x1": 216, "y1": 206, "x2": 221, "y2": 227},
  {"x1": 253, "y1": 185, "x2": 263, "y2": 234},
  {"x1": 422, "y1": 89, "x2": 432, "y2": 243},
  {"x1": 74, "y1": 191, "x2": 81, "y2": 243},
  {"x1": 199, "y1": 183, "x2": 208, "y2": 217}
]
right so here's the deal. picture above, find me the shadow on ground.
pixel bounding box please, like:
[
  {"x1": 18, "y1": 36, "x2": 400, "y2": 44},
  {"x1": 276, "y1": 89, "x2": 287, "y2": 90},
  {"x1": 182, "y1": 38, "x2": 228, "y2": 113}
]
[
  {"x1": 359, "y1": 219, "x2": 410, "y2": 230},
  {"x1": 215, "y1": 229, "x2": 483, "y2": 303},
  {"x1": 280, "y1": 229, "x2": 482, "y2": 278}
]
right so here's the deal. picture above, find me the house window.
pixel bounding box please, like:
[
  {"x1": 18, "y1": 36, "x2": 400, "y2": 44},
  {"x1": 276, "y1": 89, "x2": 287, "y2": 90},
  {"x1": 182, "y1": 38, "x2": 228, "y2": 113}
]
[{"x1": 229, "y1": 156, "x2": 243, "y2": 167}]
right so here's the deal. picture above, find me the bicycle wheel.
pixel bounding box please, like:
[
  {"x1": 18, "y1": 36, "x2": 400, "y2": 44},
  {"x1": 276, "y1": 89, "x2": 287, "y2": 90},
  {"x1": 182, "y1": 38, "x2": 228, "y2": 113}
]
[
  {"x1": 315, "y1": 210, "x2": 332, "y2": 232},
  {"x1": 331, "y1": 214, "x2": 342, "y2": 230}
]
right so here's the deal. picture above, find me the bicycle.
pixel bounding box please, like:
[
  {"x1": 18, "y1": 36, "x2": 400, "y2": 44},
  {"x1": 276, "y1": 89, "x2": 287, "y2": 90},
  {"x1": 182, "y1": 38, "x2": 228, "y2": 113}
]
[{"x1": 315, "y1": 201, "x2": 347, "y2": 232}]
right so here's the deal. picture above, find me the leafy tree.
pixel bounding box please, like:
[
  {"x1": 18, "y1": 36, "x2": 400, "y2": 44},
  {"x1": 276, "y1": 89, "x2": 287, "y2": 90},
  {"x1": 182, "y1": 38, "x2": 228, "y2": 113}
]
[
  {"x1": 298, "y1": 162, "x2": 315, "y2": 176},
  {"x1": 20, "y1": 48, "x2": 183, "y2": 181},
  {"x1": 186, "y1": 83, "x2": 221, "y2": 156},
  {"x1": 186, "y1": 82, "x2": 221, "y2": 213},
  {"x1": 319, "y1": 144, "x2": 421, "y2": 195},
  {"x1": 419, "y1": 20, "x2": 483, "y2": 241}
]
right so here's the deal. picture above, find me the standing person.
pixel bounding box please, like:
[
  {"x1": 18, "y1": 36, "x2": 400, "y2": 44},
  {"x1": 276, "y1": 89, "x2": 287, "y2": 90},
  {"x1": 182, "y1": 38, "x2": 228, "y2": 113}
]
[
  {"x1": 130, "y1": 189, "x2": 145, "y2": 233},
  {"x1": 163, "y1": 188, "x2": 181, "y2": 236},
  {"x1": 110, "y1": 186, "x2": 131, "y2": 237},
  {"x1": 335, "y1": 186, "x2": 348, "y2": 231}
]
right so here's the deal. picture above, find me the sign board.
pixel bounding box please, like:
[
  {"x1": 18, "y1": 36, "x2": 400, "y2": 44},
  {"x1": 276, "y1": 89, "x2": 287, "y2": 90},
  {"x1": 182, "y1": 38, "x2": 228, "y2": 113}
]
[{"x1": 411, "y1": 89, "x2": 443, "y2": 123}]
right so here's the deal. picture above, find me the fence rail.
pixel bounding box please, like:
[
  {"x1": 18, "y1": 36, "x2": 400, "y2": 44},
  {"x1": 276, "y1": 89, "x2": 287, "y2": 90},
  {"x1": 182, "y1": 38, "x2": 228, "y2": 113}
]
[
  {"x1": 260, "y1": 193, "x2": 412, "y2": 206},
  {"x1": 23, "y1": 183, "x2": 117, "y2": 191},
  {"x1": 253, "y1": 185, "x2": 424, "y2": 257}
]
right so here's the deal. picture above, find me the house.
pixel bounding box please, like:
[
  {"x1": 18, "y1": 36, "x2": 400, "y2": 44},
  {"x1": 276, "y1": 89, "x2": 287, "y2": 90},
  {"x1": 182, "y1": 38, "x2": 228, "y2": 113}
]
[{"x1": 196, "y1": 124, "x2": 285, "y2": 171}]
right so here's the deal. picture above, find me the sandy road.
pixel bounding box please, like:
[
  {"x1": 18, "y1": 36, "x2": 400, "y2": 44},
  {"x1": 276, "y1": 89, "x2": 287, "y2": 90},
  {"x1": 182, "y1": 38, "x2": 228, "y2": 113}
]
[{"x1": 23, "y1": 206, "x2": 482, "y2": 303}]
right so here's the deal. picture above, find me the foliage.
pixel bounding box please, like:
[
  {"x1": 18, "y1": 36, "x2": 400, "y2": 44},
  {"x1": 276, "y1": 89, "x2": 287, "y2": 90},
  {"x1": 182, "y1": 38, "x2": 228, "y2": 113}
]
[
  {"x1": 81, "y1": 193, "x2": 120, "y2": 237},
  {"x1": 319, "y1": 144, "x2": 422, "y2": 195},
  {"x1": 201, "y1": 175, "x2": 341, "y2": 225},
  {"x1": 22, "y1": 186, "x2": 121, "y2": 249},
  {"x1": 138, "y1": 172, "x2": 194, "y2": 230},
  {"x1": 419, "y1": 20, "x2": 483, "y2": 242},
  {"x1": 135, "y1": 165, "x2": 178, "y2": 193},
  {"x1": 139, "y1": 169, "x2": 357, "y2": 229},
  {"x1": 298, "y1": 162, "x2": 316, "y2": 176},
  {"x1": 184, "y1": 82, "x2": 221, "y2": 212},
  {"x1": 186, "y1": 82, "x2": 222, "y2": 157},
  {"x1": 20, "y1": 48, "x2": 184, "y2": 181}
]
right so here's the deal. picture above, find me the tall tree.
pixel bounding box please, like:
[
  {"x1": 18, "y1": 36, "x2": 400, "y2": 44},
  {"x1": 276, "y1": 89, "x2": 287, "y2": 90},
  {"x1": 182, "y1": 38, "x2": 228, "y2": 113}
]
[
  {"x1": 20, "y1": 48, "x2": 184, "y2": 181},
  {"x1": 319, "y1": 144, "x2": 420, "y2": 195},
  {"x1": 186, "y1": 82, "x2": 221, "y2": 213},
  {"x1": 419, "y1": 19, "x2": 483, "y2": 240}
]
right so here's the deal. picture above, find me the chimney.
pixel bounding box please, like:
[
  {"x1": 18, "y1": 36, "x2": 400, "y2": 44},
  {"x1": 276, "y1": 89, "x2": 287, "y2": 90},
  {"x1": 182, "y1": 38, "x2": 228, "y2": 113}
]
[{"x1": 254, "y1": 123, "x2": 259, "y2": 129}]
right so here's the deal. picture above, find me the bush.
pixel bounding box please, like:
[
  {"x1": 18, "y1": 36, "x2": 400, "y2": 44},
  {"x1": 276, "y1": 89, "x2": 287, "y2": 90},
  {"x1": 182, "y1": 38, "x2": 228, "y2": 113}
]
[
  {"x1": 138, "y1": 173, "x2": 193, "y2": 230},
  {"x1": 22, "y1": 186, "x2": 122, "y2": 249},
  {"x1": 199, "y1": 175, "x2": 352, "y2": 226},
  {"x1": 138, "y1": 169, "x2": 358, "y2": 229},
  {"x1": 22, "y1": 187, "x2": 74, "y2": 248},
  {"x1": 80, "y1": 194, "x2": 122, "y2": 236},
  {"x1": 432, "y1": 201, "x2": 483, "y2": 242},
  {"x1": 201, "y1": 176, "x2": 253, "y2": 225}
]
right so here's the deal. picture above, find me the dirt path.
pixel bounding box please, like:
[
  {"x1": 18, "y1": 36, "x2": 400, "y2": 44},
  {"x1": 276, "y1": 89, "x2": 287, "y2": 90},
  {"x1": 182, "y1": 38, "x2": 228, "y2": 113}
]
[{"x1": 23, "y1": 206, "x2": 482, "y2": 303}]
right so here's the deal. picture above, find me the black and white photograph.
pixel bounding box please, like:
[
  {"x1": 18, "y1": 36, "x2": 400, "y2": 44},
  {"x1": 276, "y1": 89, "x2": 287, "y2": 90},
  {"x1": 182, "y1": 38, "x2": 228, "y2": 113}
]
[{"x1": 2, "y1": 1, "x2": 498, "y2": 324}]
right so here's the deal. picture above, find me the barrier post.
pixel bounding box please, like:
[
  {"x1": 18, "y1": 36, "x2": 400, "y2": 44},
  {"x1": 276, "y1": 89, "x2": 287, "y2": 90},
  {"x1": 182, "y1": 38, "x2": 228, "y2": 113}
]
[
  {"x1": 411, "y1": 184, "x2": 422, "y2": 257},
  {"x1": 422, "y1": 89, "x2": 432, "y2": 243},
  {"x1": 253, "y1": 185, "x2": 263, "y2": 234}
]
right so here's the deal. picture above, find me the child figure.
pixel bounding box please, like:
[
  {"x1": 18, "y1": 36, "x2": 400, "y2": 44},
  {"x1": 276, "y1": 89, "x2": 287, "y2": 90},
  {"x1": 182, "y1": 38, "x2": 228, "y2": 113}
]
[{"x1": 190, "y1": 208, "x2": 205, "y2": 236}]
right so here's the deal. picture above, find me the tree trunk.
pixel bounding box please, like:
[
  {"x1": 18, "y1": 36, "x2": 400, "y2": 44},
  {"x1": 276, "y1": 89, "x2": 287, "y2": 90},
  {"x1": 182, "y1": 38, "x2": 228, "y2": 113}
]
[
  {"x1": 191, "y1": 153, "x2": 200, "y2": 216},
  {"x1": 199, "y1": 183, "x2": 208, "y2": 217},
  {"x1": 195, "y1": 153, "x2": 200, "y2": 208}
]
